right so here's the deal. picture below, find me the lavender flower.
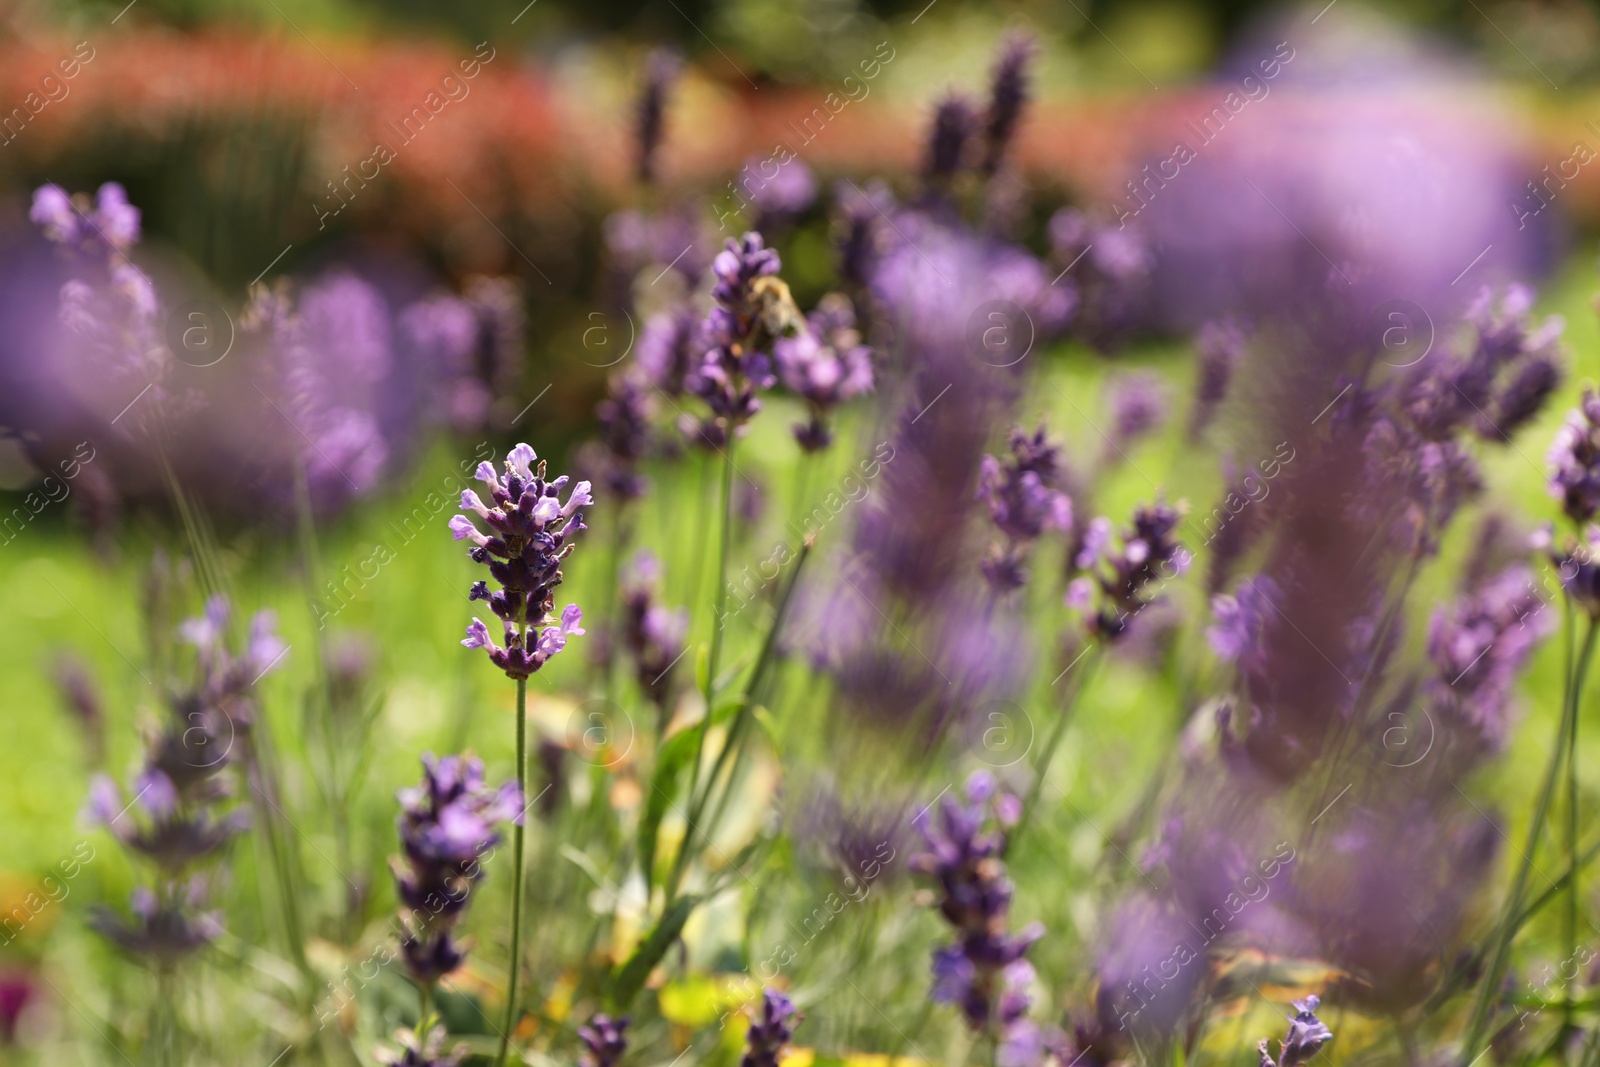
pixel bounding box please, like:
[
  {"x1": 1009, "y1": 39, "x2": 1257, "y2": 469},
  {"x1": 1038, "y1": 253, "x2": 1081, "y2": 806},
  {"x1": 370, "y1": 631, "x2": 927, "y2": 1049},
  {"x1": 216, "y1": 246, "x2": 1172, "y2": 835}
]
[
  {"x1": 377, "y1": 1026, "x2": 467, "y2": 1066},
  {"x1": 635, "y1": 50, "x2": 680, "y2": 185},
  {"x1": 1549, "y1": 387, "x2": 1600, "y2": 525},
  {"x1": 981, "y1": 34, "x2": 1036, "y2": 176},
  {"x1": 687, "y1": 233, "x2": 801, "y2": 445},
  {"x1": 85, "y1": 597, "x2": 285, "y2": 968},
  {"x1": 978, "y1": 425, "x2": 1072, "y2": 592},
  {"x1": 743, "y1": 155, "x2": 817, "y2": 231},
  {"x1": 1257, "y1": 996, "x2": 1332, "y2": 1067},
  {"x1": 579, "y1": 1013, "x2": 629, "y2": 1067},
  {"x1": 833, "y1": 179, "x2": 895, "y2": 291},
  {"x1": 32, "y1": 182, "x2": 140, "y2": 255},
  {"x1": 453, "y1": 443, "x2": 590, "y2": 680},
  {"x1": 1189, "y1": 319, "x2": 1247, "y2": 439},
  {"x1": 912, "y1": 771, "x2": 1043, "y2": 1038},
  {"x1": 591, "y1": 373, "x2": 655, "y2": 501},
  {"x1": 1068, "y1": 504, "x2": 1190, "y2": 642},
  {"x1": 741, "y1": 989, "x2": 800, "y2": 1067},
  {"x1": 1104, "y1": 371, "x2": 1169, "y2": 463},
  {"x1": 774, "y1": 293, "x2": 875, "y2": 451},
  {"x1": 1048, "y1": 210, "x2": 1154, "y2": 353},
  {"x1": 392, "y1": 754, "x2": 521, "y2": 986},
  {"x1": 1424, "y1": 565, "x2": 1548, "y2": 752},
  {"x1": 924, "y1": 95, "x2": 977, "y2": 186},
  {"x1": 1207, "y1": 575, "x2": 1281, "y2": 670},
  {"x1": 1552, "y1": 525, "x2": 1600, "y2": 617},
  {"x1": 636, "y1": 305, "x2": 700, "y2": 399},
  {"x1": 619, "y1": 551, "x2": 689, "y2": 712}
]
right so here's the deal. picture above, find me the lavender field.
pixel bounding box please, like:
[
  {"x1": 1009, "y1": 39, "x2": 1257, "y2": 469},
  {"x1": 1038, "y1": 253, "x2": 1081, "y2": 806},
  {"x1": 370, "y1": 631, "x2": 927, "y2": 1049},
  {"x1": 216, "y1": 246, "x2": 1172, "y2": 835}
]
[{"x1": 1, "y1": 1, "x2": 1599, "y2": 1065}]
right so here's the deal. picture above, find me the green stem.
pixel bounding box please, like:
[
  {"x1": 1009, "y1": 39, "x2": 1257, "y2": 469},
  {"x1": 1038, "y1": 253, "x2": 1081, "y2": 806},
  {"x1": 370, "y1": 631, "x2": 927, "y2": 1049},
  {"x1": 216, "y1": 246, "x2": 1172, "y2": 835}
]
[
  {"x1": 675, "y1": 443, "x2": 736, "y2": 893},
  {"x1": 1566, "y1": 597, "x2": 1581, "y2": 1036},
  {"x1": 1006, "y1": 651, "x2": 1099, "y2": 857},
  {"x1": 495, "y1": 677, "x2": 529, "y2": 1067},
  {"x1": 1460, "y1": 616, "x2": 1599, "y2": 1063},
  {"x1": 418, "y1": 982, "x2": 435, "y2": 1039}
]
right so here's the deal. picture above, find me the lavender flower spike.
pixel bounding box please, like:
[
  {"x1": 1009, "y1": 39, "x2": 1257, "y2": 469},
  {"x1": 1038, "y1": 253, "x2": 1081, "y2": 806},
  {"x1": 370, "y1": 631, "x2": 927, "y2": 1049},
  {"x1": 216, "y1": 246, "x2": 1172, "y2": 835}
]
[
  {"x1": 453, "y1": 444, "x2": 591, "y2": 680},
  {"x1": 981, "y1": 34, "x2": 1037, "y2": 176},
  {"x1": 978, "y1": 424, "x2": 1072, "y2": 592},
  {"x1": 741, "y1": 989, "x2": 800, "y2": 1067},
  {"x1": 1548, "y1": 387, "x2": 1600, "y2": 525},
  {"x1": 1258, "y1": 995, "x2": 1332, "y2": 1067},
  {"x1": 578, "y1": 1013, "x2": 629, "y2": 1067},
  {"x1": 773, "y1": 293, "x2": 875, "y2": 451}
]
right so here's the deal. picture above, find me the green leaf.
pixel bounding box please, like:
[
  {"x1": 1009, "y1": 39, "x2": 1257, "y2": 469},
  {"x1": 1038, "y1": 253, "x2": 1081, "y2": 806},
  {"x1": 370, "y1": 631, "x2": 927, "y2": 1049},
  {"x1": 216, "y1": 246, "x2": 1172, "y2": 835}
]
[
  {"x1": 609, "y1": 893, "x2": 700, "y2": 1012},
  {"x1": 639, "y1": 728, "x2": 699, "y2": 897}
]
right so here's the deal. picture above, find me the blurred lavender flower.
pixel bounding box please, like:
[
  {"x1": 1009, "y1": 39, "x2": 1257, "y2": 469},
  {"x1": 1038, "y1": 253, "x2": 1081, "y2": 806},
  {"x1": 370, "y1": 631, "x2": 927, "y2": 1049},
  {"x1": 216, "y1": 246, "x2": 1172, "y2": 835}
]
[
  {"x1": 923, "y1": 94, "x2": 977, "y2": 187},
  {"x1": 1189, "y1": 319, "x2": 1247, "y2": 440},
  {"x1": 1207, "y1": 575, "x2": 1281, "y2": 670},
  {"x1": 1068, "y1": 504, "x2": 1190, "y2": 642},
  {"x1": 980, "y1": 34, "x2": 1036, "y2": 177},
  {"x1": 686, "y1": 233, "x2": 801, "y2": 446},
  {"x1": 589, "y1": 373, "x2": 655, "y2": 501},
  {"x1": 636, "y1": 305, "x2": 700, "y2": 399},
  {"x1": 604, "y1": 207, "x2": 714, "y2": 290},
  {"x1": 1258, "y1": 996, "x2": 1332, "y2": 1067},
  {"x1": 85, "y1": 596, "x2": 285, "y2": 968},
  {"x1": 579, "y1": 1013, "x2": 629, "y2": 1067},
  {"x1": 1551, "y1": 526, "x2": 1600, "y2": 617},
  {"x1": 635, "y1": 49, "x2": 680, "y2": 185},
  {"x1": 1048, "y1": 210, "x2": 1154, "y2": 353},
  {"x1": 1103, "y1": 371, "x2": 1169, "y2": 463},
  {"x1": 774, "y1": 293, "x2": 875, "y2": 451},
  {"x1": 376, "y1": 1026, "x2": 467, "y2": 1067},
  {"x1": 453, "y1": 444, "x2": 590, "y2": 680},
  {"x1": 833, "y1": 179, "x2": 895, "y2": 292},
  {"x1": 978, "y1": 424, "x2": 1072, "y2": 592},
  {"x1": 741, "y1": 989, "x2": 800, "y2": 1067},
  {"x1": 52, "y1": 652, "x2": 105, "y2": 764},
  {"x1": 743, "y1": 155, "x2": 817, "y2": 232},
  {"x1": 619, "y1": 551, "x2": 689, "y2": 713},
  {"x1": 1425, "y1": 564, "x2": 1549, "y2": 753},
  {"x1": 32, "y1": 182, "x2": 140, "y2": 256},
  {"x1": 1549, "y1": 387, "x2": 1600, "y2": 525},
  {"x1": 912, "y1": 771, "x2": 1044, "y2": 1043},
  {"x1": 391, "y1": 753, "x2": 521, "y2": 985}
]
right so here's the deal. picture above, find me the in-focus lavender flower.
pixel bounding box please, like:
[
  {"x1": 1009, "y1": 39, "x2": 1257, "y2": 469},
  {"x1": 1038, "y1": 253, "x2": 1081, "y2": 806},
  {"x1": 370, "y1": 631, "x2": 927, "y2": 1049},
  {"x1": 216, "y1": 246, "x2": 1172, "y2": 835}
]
[
  {"x1": 978, "y1": 424, "x2": 1072, "y2": 592},
  {"x1": 392, "y1": 754, "x2": 521, "y2": 986},
  {"x1": 686, "y1": 233, "x2": 801, "y2": 446},
  {"x1": 1068, "y1": 504, "x2": 1190, "y2": 642},
  {"x1": 579, "y1": 1012, "x2": 629, "y2": 1067},
  {"x1": 1257, "y1": 995, "x2": 1332, "y2": 1067},
  {"x1": 1549, "y1": 387, "x2": 1600, "y2": 525},
  {"x1": 912, "y1": 771, "x2": 1043, "y2": 1043},
  {"x1": 1189, "y1": 318, "x2": 1247, "y2": 439},
  {"x1": 741, "y1": 989, "x2": 800, "y2": 1067},
  {"x1": 981, "y1": 34, "x2": 1036, "y2": 176},
  {"x1": 453, "y1": 444, "x2": 590, "y2": 680},
  {"x1": 635, "y1": 49, "x2": 680, "y2": 185},
  {"x1": 773, "y1": 293, "x2": 875, "y2": 451},
  {"x1": 923, "y1": 95, "x2": 977, "y2": 186}
]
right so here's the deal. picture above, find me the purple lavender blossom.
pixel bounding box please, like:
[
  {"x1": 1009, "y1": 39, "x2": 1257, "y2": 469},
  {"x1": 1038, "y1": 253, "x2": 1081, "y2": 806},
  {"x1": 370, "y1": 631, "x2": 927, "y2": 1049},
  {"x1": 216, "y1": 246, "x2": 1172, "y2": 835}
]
[
  {"x1": 635, "y1": 49, "x2": 680, "y2": 185},
  {"x1": 392, "y1": 754, "x2": 521, "y2": 985},
  {"x1": 1104, "y1": 371, "x2": 1169, "y2": 462},
  {"x1": 773, "y1": 293, "x2": 874, "y2": 451},
  {"x1": 376, "y1": 1026, "x2": 467, "y2": 1067},
  {"x1": 924, "y1": 95, "x2": 977, "y2": 185},
  {"x1": 1258, "y1": 995, "x2": 1332, "y2": 1067},
  {"x1": 1069, "y1": 503, "x2": 1190, "y2": 642},
  {"x1": 88, "y1": 882, "x2": 225, "y2": 969},
  {"x1": 619, "y1": 551, "x2": 689, "y2": 711},
  {"x1": 740, "y1": 989, "x2": 800, "y2": 1067},
  {"x1": 978, "y1": 424, "x2": 1072, "y2": 592},
  {"x1": 1048, "y1": 209, "x2": 1154, "y2": 353},
  {"x1": 981, "y1": 34, "x2": 1036, "y2": 176},
  {"x1": 912, "y1": 771, "x2": 1043, "y2": 1040},
  {"x1": 1207, "y1": 576, "x2": 1281, "y2": 670},
  {"x1": 1189, "y1": 318, "x2": 1247, "y2": 439},
  {"x1": 453, "y1": 444, "x2": 590, "y2": 680},
  {"x1": 636, "y1": 305, "x2": 700, "y2": 399},
  {"x1": 833, "y1": 179, "x2": 895, "y2": 291},
  {"x1": 687, "y1": 233, "x2": 801, "y2": 445},
  {"x1": 1549, "y1": 387, "x2": 1600, "y2": 525},
  {"x1": 579, "y1": 1013, "x2": 629, "y2": 1067},
  {"x1": 742, "y1": 155, "x2": 817, "y2": 230},
  {"x1": 1424, "y1": 565, "x2": 1549, "y2": 751},
  {"x1": 591, "y1": 373, "x2": 655, "y2": 500},
  {"x1": 1551, "y1": 525, "x2": 1600, "y2": 617}
]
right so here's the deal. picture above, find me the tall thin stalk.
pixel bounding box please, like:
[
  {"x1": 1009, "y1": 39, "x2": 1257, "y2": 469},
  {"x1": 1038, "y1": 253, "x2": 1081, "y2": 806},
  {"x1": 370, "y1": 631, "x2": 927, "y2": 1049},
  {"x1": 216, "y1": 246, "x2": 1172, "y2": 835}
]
[
  {"x1": 1566, "y1": 594, "x2": 1582, "y2": 1034},
  {"x1": 494, "y1": 676, "x2": 529, "y2": 1067},
  {"x1": 1461, "y1": 616, "x2": 1599, "y2": 1062},
  {"x1": 1007, "y1": 651, "x2": 1099, "y2": 856}
]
